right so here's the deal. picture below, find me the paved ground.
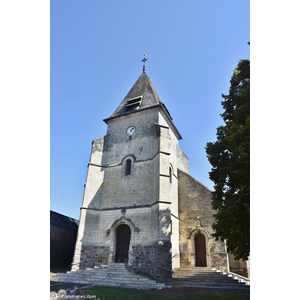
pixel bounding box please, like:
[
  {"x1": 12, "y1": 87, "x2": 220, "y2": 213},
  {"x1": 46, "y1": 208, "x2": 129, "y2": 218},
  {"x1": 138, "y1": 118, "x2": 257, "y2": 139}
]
[{"x1": 50, "y1": 282, "x2": 92, "y2": 293}]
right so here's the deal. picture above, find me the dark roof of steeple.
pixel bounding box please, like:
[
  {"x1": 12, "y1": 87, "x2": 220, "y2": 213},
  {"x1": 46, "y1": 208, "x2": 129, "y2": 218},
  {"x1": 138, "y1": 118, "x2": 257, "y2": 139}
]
[
  {"x1": 103, "y1": 70, "x2": 182, "y2": 139},
  {"x1": 109, "y1": 71, "x2": 161, "y2": 118}
]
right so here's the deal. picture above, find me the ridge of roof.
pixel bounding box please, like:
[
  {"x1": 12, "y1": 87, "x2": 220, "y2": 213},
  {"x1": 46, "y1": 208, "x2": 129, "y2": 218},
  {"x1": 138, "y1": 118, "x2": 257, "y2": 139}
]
[{"x1": 178, "y1": 169, "x2": 213, "y2": 193}]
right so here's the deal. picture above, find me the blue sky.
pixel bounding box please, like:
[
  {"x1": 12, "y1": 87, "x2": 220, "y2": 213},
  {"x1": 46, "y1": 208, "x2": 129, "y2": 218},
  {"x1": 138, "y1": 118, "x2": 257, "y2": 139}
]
[
  {"x1": 50, "y1": 0, "x2": 250, "y2": 219},
  {"x1": 3, "y1": 1, "x2": 300, "y2": 296}
]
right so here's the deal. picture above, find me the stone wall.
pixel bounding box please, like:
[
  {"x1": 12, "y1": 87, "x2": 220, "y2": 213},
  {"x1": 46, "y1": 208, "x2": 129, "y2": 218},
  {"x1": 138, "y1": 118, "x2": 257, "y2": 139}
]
[
  {"x1": 228, "y1": 253, "x2": 249, "y2": 277},
  {"x1": 130, "y1": 242, "x2": 173, "y2": 283},
  {"x1": 72, "y1": 204, "x2": 164, "y2": 270},
  {"x1": 78, "y1": 244, "x2": 110, "y2": 269},
  {"x1": 84, "y1": 109, "x2": 161, "y2": 211},
  {"x1": 178, "y1": 169, "x2": 228, "y2": 272},
  {"x1": 72, "y1": 104, "x2": 184, "y2": 273},
  {"x1": 177, "y1": 145, "x2": 189, "y2": 173}
]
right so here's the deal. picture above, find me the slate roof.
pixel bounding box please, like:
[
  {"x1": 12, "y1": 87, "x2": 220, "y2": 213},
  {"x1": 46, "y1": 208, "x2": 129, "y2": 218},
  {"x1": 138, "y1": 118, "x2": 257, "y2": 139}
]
[
  {"x1": 50, "y1": 210, "x2": 78, "y2": 233},
  {"x1": 103, "y1": 71, "x2": 182, "y2": 140},
  {"x1": 109, "y1": 71, "x2": 161, "y2": 118}
]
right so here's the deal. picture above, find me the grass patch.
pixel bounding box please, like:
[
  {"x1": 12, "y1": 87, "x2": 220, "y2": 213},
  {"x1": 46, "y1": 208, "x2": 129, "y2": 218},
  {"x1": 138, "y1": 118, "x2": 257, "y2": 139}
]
[{"x1": 81, "y1": 286, "x2": 250, "y2": 300}]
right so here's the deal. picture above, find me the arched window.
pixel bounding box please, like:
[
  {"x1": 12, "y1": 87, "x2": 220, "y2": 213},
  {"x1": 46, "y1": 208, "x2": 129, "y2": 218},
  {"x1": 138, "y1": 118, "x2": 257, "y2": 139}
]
[
  {"x1": 122, "y1": 155, "x2": 135, "y2": 177},
  {"x1": 125, "y1": 159, "x2": 131, "y2": 175}
]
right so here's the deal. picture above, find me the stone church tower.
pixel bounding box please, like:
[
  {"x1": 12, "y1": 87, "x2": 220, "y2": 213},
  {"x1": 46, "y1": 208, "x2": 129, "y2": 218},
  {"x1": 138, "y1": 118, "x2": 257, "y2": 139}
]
[{"x1": 71, "y1": 65, "x2": 229, "y2": 282}]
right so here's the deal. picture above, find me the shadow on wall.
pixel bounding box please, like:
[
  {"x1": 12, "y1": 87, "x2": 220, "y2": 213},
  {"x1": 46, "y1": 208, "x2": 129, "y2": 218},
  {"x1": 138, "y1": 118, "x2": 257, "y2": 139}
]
[{"x1": 130, "y1": 208, "x2": 173, "y2": 283}]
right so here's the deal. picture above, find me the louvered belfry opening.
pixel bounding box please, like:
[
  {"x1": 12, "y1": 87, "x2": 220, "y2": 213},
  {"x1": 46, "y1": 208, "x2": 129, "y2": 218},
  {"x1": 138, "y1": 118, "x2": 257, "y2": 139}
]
[{"x1": 125, "y1": 96, "x2": 142, "y2": 112}]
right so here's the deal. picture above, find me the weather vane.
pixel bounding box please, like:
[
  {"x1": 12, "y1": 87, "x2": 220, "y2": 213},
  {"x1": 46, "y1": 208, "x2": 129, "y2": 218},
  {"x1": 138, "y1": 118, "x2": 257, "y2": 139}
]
[{"x1": 141, "y1": 53, "x2": 148, "y2": 72}]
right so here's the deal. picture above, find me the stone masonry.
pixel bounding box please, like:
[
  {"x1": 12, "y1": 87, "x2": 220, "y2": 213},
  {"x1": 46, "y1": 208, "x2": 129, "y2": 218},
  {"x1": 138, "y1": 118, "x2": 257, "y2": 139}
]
[
  {"x1": 178, "y1": 170, "x2": 228, "y2": 271},
  {"x1": 71, "y1": 69, "x2": 230, "y2": 282}
]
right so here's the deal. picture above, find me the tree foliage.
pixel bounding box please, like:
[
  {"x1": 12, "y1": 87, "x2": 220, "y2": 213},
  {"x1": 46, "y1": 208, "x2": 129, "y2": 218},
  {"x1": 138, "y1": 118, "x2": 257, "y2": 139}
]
[{"x1": 205, "y1": 59, "x2": 250, "y2": 260}]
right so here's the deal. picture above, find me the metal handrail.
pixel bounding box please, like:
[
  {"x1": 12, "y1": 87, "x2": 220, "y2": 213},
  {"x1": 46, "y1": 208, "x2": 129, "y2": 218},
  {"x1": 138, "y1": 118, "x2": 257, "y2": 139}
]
[
  {"x1": 228, "y1": 271, "x2": 250, "y2": 284},
  {"x1": 128, "y1": 250, "x2": 173, "y2": 273}
]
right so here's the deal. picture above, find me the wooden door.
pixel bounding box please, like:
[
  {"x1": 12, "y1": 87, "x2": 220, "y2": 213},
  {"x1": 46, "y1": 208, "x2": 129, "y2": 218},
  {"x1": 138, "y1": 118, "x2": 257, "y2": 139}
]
[
  {"x1": 115, "y1": 225, "x2": 131, "y2": 263},
  {"x1": 195, "y1": 233, "x2": 207, "y2": 267}
]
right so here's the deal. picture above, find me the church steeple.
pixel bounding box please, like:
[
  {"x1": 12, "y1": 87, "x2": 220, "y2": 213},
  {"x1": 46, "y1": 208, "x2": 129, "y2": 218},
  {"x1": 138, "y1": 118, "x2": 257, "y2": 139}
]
[
  {"x1": 106, "y1": 71, "x2": 161, "y2": 119},
  {"x1": 103, "y1": 63, "x2": 182, "y2": 140},
  {"x1": 68, "y1": 58, "x2": 231, "y2": 280}
]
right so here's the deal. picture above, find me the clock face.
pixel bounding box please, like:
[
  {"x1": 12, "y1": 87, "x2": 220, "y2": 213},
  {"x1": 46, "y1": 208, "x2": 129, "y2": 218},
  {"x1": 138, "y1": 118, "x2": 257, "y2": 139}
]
[{"x1": 126, "y1": 126, "x2": 136, "y2": 136}]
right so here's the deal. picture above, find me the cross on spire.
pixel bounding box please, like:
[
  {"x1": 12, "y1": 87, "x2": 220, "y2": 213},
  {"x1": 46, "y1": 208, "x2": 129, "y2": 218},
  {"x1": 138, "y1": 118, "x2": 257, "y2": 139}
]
[{"x1": 141, "y1": 53, "x2": 148, "y2": 72}]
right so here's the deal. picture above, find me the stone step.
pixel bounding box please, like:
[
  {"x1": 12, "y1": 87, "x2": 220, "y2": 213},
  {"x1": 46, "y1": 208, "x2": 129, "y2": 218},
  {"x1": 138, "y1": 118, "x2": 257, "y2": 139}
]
[
  {"x1": 85, "y1": 267, "x2": 127, "y2": 271},
  {"x1": 173, "y1": 277, "x2": 239, "y2": 282},
  {"x1": 67, "y1": 270, "x2": 148, "y2": 277},
  {"x1": 63, "y1": 273, "x2": 150, "y2": 281},
  {"x1": 53, "y1": 277, "x2": 156, "y2": 286},
  {"x1": 53, "y1": 275, "x2": 151, "y2": 283},
  {"x1": 69, "y1": 271, "x2": 143, "y2": 277},
  {"x1": 172, "y1": 282, "x2": 250, "y2": 290},
  {"x1": 173, "y1": 276, "x2": 240, "y2": 282},
  {"x1": 51, "y1": 278, "x2": 162, "y2": 290},
  {"x1": 52, "y1": 271, "x2": 151, "y2": 279},
  {"x1": 172, "y1": 268, "x2": 250, "y2": 290},
  {"x1": 81, "y1": 264, "x2": 127, "y2": 270},
  {"x1": 54, "y1": 282, "x2": 164, "y2": 290},
  {"x1": 51, "y1": 264, "x2": 165, "y2": 290},
  {"x1": 173, "y1": 277, "x2": 243, "y2": 284},
  {"x1": 173, "y1": 277, "x2": 243, "y2": 282},
  {"x1": 174, "y1": 267, "x2": 212, "y2": 272},
  {"x1": 173, "y1": 269, "x2": 219, "y2": 274},
  {"x1": 173, "y1": 272, "x2": 219, "y2": 276},
  {"x1": 173, "y1": 272, "x2": 220, "y2": 276}
]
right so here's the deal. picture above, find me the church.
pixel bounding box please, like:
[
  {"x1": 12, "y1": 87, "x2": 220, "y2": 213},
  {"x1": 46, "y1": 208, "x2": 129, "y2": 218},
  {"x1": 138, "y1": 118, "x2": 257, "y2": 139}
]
[{"x1": 71, "y1": 62, "x2": 232, "y2": 283}]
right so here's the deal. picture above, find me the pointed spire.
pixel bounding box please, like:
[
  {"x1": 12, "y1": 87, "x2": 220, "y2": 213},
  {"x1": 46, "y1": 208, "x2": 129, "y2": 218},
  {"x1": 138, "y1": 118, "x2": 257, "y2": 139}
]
[
  {"x1": 107, "y1": 70, "x2": 161, "y2": 119},
  {"x1": 141, "y1": 53, "x2": 148, "y2": 73}
]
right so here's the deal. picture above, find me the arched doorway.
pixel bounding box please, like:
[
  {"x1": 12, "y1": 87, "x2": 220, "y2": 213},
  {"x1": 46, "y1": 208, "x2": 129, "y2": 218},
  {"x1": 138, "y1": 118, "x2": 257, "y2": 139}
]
[
  {"x1": 115, "y1": 224, "x2": 131, "y2": 263},
  {"x1": 195, "y1": 232, "x2": 207, "y2": 267}
]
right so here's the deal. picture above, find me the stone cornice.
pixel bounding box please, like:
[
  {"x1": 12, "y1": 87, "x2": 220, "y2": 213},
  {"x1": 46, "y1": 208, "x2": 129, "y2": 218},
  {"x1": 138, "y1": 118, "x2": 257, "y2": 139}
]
[
  {"x1": 80, "y1": 200, "x2": 172, "y2": 212},
  {"x1": 87, "y1": 150, "x2": 170, "y2": 169}
]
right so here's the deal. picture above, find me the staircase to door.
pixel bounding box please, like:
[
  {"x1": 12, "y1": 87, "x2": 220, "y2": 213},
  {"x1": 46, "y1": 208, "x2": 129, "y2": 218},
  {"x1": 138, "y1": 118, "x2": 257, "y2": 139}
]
[
  {"x1": 50, "y1": 263, "x2": 166, "y2": 290},
  {"x1": 173, "y1": 267, "x2": 250, "y2": 290}
]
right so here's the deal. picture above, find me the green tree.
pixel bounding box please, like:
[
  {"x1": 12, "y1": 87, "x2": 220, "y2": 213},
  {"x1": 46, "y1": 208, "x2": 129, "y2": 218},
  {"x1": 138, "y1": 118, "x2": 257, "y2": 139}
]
[{"x1": 205, "y1": 59, "x2": 250, "y2": 260}]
